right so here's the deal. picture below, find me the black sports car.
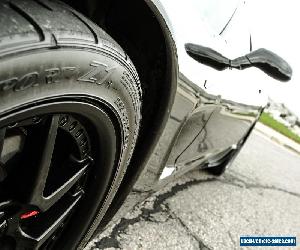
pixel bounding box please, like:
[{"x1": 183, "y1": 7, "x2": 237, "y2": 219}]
[{"x1": 0, "y1": 0, "x2": 292, "y2": 249}]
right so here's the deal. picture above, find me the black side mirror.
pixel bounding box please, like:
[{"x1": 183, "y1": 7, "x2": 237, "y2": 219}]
[{"x1": 185, "y1": 43, "x2": 292, "y2": 82}]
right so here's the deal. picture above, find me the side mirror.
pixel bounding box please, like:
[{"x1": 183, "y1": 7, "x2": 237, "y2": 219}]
[{"x1": 185, "y1": 43, "x2": 292, "y2": 82}]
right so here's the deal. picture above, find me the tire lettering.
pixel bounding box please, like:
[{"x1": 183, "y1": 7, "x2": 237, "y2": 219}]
[
  {"x1": 0, "y1": 66, "x2": 78, "y2": 92},
  {"x1": 78, "y1": 61, "x2": 118, "y2": 88},
  {"x1": 14, "y1": 72, "x2": 39, "y2": 91},
  {"x1": 0, "y1": 77, "x2": 18, "y2": 91},
  {"x1": 114, "y1": 97, "x2": 130, "y2": 147},
  {"x1": 62, "y1": 67, "x2": 77, "y2": 79},
  {"x1": 45, "y1": 68, "x2": 60, "y2": 84},
  {"x1": 0, "y1": 72, "x2": 39, "y2": 92}
]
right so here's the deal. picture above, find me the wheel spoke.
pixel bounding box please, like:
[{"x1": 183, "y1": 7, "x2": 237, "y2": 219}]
[
  {"x1": 0, "y1": 128, "x2": 6, "y2": 157},
  {"x1": 0, "y1": 128, "x2": 6, "y2": 181},
  {"x1": 29, "y1": 115, "x2": 60, "y2": 211},
  {"x1": 13, "y1": 195, "x2": 82, "y2": 250},
  {"x1": 28, "y1": 114, "x2": 91, "y2": 211},
  {"x1": 36, "y1": 195, "x2": 81, "y2": 247},
  {"x1": 14, "y1": 229, "x2": 40, "y2": 250},
  {"x1": 41, "y1": 163, "x2": 88, "y2": 211}
]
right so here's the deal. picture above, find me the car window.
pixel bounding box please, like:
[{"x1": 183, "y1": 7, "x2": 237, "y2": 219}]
[
  {"x1": 194, "y1": 0, "x2": 240, "y2": 35},
  {"x1": 220, "y1": 1, "x2": 251, "y2": 57}
]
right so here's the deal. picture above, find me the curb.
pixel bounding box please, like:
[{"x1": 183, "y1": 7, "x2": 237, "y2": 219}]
[{"x1": 254, "y1": 125, "x2": 300, "y2": 155}]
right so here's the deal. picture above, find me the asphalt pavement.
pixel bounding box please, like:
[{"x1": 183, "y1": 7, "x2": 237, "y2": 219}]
[{"x1": 86, "y1": 129, "x2": 300, "y2": 250}]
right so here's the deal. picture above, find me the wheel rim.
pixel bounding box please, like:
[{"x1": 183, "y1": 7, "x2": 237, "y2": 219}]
[{"x1": 0, "y1": 99, "x2": 119, "y2": 249}]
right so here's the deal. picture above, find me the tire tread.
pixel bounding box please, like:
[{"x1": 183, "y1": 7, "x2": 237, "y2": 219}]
[
  {"x1": 0, "y1": 0, "x2": 141, "y2": 99},
  {"x1": 8, "y1": 1, "x2": 45, "y2": 41}
]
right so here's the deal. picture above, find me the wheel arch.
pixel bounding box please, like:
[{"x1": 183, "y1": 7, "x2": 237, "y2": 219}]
[{"x1": 61, "y1": 0, "x2": 178, "y2": 228}]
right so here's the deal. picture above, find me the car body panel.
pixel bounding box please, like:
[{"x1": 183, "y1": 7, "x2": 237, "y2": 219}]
[
  {"x1": 93, "y1": 0, "x2": 271, "y2": 231},
  {"x1": 130, "y1": 0, "x2": 266, "y2": 191}
]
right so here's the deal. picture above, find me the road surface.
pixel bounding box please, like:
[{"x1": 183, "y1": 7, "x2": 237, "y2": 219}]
[{"x1": 86, "y1": 129, "x2": 300, "y2": 250}]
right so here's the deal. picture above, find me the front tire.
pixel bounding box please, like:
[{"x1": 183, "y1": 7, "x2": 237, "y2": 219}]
[{"x1": 0, "y1": 0, "x2": 142, "y2": 249}]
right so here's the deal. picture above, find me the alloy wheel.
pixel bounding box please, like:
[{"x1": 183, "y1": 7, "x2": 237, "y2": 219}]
[{"x1": 0, "y1": 99, "x2": 119, "y2": 249}]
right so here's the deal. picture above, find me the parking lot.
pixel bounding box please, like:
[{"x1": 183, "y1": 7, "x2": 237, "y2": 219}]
[{"x1": 86, "y1": 129, "x2": 300, "y2": 250}]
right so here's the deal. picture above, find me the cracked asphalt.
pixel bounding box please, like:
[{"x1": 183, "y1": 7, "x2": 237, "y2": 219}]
[{"x1": 86, "y1": 130, "x2": 300, "y2": 250}]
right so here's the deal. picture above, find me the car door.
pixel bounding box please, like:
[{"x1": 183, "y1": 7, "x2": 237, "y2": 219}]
[
  {"x1": 200, "y1": 0, "x2": 267, "y2": 157},
  {"x1": 161, "y1": 0, "x2": 246, "y2": 167},
  {"x1": 162, "y1": 0, "x2": 266, "y2": 168}
]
